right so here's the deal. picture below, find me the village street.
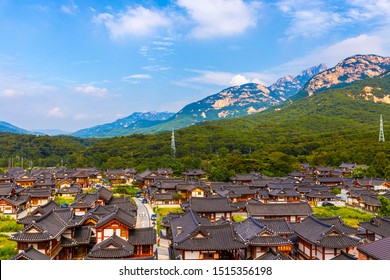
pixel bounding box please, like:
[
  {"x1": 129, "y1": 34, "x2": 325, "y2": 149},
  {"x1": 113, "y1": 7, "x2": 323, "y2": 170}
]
[{"x1": 133, "y1": 198, "x2": 169, "y2": 260}]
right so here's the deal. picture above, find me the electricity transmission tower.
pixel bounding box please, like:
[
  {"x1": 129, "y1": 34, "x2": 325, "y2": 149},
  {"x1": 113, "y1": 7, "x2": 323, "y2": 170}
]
[
  {"x1": 171, "y1": 129, "x2": 176, "y2": 157},
  {"x1": 379, "y1": 114, "x2": 385, "y2": 142}
]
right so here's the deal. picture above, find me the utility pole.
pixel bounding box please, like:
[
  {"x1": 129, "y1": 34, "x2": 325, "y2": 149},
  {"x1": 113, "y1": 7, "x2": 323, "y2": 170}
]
[{"x1": 379, "y1": 114, "x2": 385, "y2": 142}]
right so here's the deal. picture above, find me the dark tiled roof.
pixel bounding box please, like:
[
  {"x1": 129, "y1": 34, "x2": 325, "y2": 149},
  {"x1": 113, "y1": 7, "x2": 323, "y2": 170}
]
[
  {"x1": 182, "y1": 169, "x2": 206, "y2": 176},
  {"x1": 11, "y1": 246, "x2": 51, "y2": 260},
  {"x1": 25, "y1": 188, "x2": 52, "y2": 198},
  {"x1": 0, "y1": 183, "x2": 16, "y2": 196},
  {"x1": 17, "y1": 200, "x2": 60, "y2": 224},
  {"x1": 74, "y1": 226, "x2": 92, "y2": 244},
  {"x1": 255, "y1": 248, "x2": 292, "y2": 260},
  {"x1": 96, "y1": 207, "x2": 136, "y2": 229},
  {"x1": 11, "y1": 208, "x2": 74, "y2": 242},
  {"x1": 330, "y1": 250, "x2": 358, "y2": 260},
  {"x1": 154, "y1": 193, "x2": 174, "y2": 201},
  {"x1": 173, "y1": 223, "x2": 246, "y2": 251},
  {"x1": 255, "y1": 218, "x2": 294, "y2": 235},
  {"x1": 359, "y1": 195, "x2": 381, "y2": 206},
  {"x1": 315, "y1": 177, "x2": 343, "y2": 183},
  {"x1": 292, "y1": 216, "x2": 361, "y2": 248},
  {"x1": 305, "y1": 190, "x2": 335, "y2": 199},
  {"x1": 128, "y1": 227, "x2": 156, "y2": 245},
  {"x1": 57, "y1": 185, "x2": 82, "y2": 194},
  {"x1": 359, "y1": 216, "x2": 390, "y2": 238},
  {"x1": 106, "y1": 197, "x2": 137, "y2": 212},
  {"x1": 247, "y1": 202, "x2": 313, "y2": 216},
  {"x1": 185, "y1": 196, "x2": 239, "y2": 213},
  {"x1": 86, "y1": 234, "x2": 134, "y2": 259},
  {"x1": 357, "y1": 236, "x2": 390, "y2": 260},
  {"x1": 267, "y1": 183, "x2": 296, "y2": 190},
  {"x1": 268, "y1": 189, "x2": 300, "y2": 197},
  {"x1": 95, "y1": 186, "x2": 113, "y2": 202},
  {"x1": 0, "y1": 194, "x2": 29, "y2": 206},
  {"x1": 318, "y1": 216, "x2": 358, "y2": 235},
  {"x1": 70, "y1": 193, "x2": 99, "y2": 208}
]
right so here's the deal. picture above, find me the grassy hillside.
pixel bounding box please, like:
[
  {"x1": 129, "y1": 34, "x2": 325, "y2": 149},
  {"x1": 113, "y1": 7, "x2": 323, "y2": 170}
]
[{"x1": 1, "y1": 76, "x2": 389, "y2": 179}]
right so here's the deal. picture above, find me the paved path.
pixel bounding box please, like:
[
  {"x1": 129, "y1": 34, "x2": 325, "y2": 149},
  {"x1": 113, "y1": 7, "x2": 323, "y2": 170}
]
[{"x1": 133, "y1": 198, "x2": 170, "y2": 259}]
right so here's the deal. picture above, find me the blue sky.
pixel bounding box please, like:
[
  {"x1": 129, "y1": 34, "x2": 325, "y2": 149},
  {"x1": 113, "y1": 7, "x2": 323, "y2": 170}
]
[{"x1": 0, "y1": 0, "x2": 389, "y2": 132}]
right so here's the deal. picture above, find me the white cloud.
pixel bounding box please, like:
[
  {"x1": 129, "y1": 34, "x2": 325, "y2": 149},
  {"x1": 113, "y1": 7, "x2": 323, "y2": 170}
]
[
  {"x1": 47, "y1": 107, "x2": 65, "y2": 118},
  {"x1": 0, "y1": 89, "x2": 21, "y2": 98},
  {"x1": 61, "y1": 1, "x2": 79, "y2": 15},
  {"x1": 123, "y1": 74, "x2": 152, "y2": 79},
  {"x1": 177, "y1": 0, "x2": 260, "y2": 38},
  {"x1": 347, "y1": 0, "x2": 390, "y2": 21},
  {"x1": 183, "y1": 70, "x2": 272, "y2": 87},
  {"x1": 93, "y1": 6, "x2": 171, "y2": 39},
  {"x1": 142, "y1": 65, "x2": 171, "y2": 72},
  {"x1": 74, "y1": 85, "x2": 108, "y2": 97},
  {"x1": 230, "y1": 74, "x2": 250, "y2": 86},
  {"x1": 273, "y1": 33, "x2": 389, "y2": 77}
]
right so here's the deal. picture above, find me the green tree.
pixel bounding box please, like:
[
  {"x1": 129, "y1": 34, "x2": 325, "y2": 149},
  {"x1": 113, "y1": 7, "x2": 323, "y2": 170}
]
[{"x1": 378, "y1": 196, "x2": 390, "y2": 216}]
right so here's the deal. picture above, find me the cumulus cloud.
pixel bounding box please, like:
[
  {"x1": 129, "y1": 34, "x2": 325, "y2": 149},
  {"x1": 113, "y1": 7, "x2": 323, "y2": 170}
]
[
  {"x1": 229, "y1": 74, "x2": 250, "y2": 86},
  {"x1": 47, "y1": 107, "x2": 65, "y2": 118},
  {"x1": 74, "y1": 85, "x2": 108, "y2": 97},
  {"x1": 177, "y1": 0, "x2": 260, "y2": 38},
  {"x1": 0, "y1": 89, "x2": 21, "y2": 98},
  {"x1": 93, "y1": 6, "x2": 171, "y2": 39}
]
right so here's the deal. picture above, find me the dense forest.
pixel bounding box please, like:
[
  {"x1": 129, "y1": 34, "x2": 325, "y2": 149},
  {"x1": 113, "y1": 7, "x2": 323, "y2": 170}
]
[{"x1": 1, "y1": 76, "x2": 389, "y2": 180}]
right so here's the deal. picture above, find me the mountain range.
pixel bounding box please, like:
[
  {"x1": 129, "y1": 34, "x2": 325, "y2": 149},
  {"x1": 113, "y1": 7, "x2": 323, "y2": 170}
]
[{"x1": 1, "y1": 54, "x2": 389, "y2": 138}]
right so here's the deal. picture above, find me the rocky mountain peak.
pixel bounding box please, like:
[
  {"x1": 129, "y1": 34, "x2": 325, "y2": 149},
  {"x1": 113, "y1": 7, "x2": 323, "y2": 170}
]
[{"x1": 303, "y1": 54, "x2": 390, "y2": 96}]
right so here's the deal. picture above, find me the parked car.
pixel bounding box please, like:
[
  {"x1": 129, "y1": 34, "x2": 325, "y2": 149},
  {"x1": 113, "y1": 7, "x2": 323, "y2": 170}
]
[
  {"x1": 322, "y1": 201, "x2": 334, "y2": 207},
  {"x1": 141, "y1": 198, "x2": 147, "y2": 203},
  {"x1": 151, "y1": 214, "x2": 157, "y2": 220}
]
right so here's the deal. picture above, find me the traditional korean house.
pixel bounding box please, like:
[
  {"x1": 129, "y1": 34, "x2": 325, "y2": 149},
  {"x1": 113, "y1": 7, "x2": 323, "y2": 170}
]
[
  {"x1": 124, "y1": 168, "x2": 137, "y2": 184},
  {"x1": 288, "y1": 171, "x2": 308, "y2": 181},
  {"x1": 57, "y1": 178, "x2": 74, "y2": 189},
  {"x1": 357, "y1": 236, "x2": 390, "y2": 260},
  {"x1": 246, "y1": 201, "x2": 313, "y2": 222},
  {"x1": 0, "y1": 173, "x2": 14, "y2": 183},
  {"x1": 0, "y1": 194, "x2": 30, "y2": 217},
  {"x1": 355, "y1": 178, "x2": 390, "y2": 193},
  {"x1": 11, "y1": 246, "x2": 51, "y2": 260},
  {"x1": 181, "y1": 196, "x2": 239, "y2": 222},
  {"x1": 24, "y1": 188, "x2": 52, "y2": 207},
  {"x1": 255, "y1": 248, "x2": 292, "y2": 260},
  {"x1": 268, "y1": 189, "x2": 301, "y2": 203},
  {"x1": 33, "y1": 178, "x2": 55, "y2": 189},
  {"x1": 313, "y1": 167, "x2": 334, "y2": 177},
  {"x1": 106, "y1": 196, "x2": 137, "y2": 213},
  {"x1": 176, "y1": 182, "x2": 209, "y2": 201},
  {"x1": 314, "y1": 177, "x2": 344, "y2": 187},
  {"x1": 15, "y1": 173, "x2": 37, "y2": 188},
  {"x1": 359, "y1": 195, "x2": 381, "y2": 212},
  {"x1": 216, "y1": 185, "x2": 258, "y2": 203},
  {"x1": 291, "y1": 215, "x2": 361, "y2": 260},
  {"x1": 136, "y1": 170, "x2": 163, "y2": 188},
  {"x1": 56, "y1": 184, "x2": 83, "y2": 198},
  {"x1": 255, "y1": 218, "x2": 294, "y2": 238},
  {"x1": 17, "y1": 200, "x2": 60, "y2": 225},
  {"x1": 181, "y1": 169, "x2": 206, "y2": 181},
  {"x1": 69, "y1": 171, "x2": 89, "y2": 189},
  {"x1": 127, "y1": 227, "x2": 157, "y2": 259},
  {"x1": 330, "y1": 250, "x2": 358, "y2": 260},
  {"x1": 106, "y1": 169, "x2": 126, "y2": 185},
  {"x1": 95, "y1": 206, "x2": 136, "y2": 243},
  {"x1": 170, "y1": 210, "x2": 246, "y2": 260},
  {"x1": 10, "y1": 208, "x2": 76, "y2": 260},
  {"x1": 305, "y1": 189, "x2": 336, "y2": 206},
  {"x1": 339, "y1": 163, "x2": 356, "y2": 173},
  {"x1": 69, "y1": 193, "x2": 100, "y2": 216},
  {"x1": 231, "y1": 173, "x2": 261, "y2": 185},
  {"x1": 85, "y1": 233, "x2": 134, "y2": 260},
  {"x1": 256, "y1": 190, "x2": 270, "y2": 203},
  {"x1": 234, "y1": 216, "x2": 293, "y2": 259},
  {"x1": 0, "y1": 182, "x2": 17, "y2": 197},
  {"x1": 157, "y1": 168, "x2": 174, "y2": 178},
  {"x1": 359, "y1": 216, "x2": 390, "y2": 241},
  {"x1": 152, "y1": 193, "x2": 175, "y2": 205}
]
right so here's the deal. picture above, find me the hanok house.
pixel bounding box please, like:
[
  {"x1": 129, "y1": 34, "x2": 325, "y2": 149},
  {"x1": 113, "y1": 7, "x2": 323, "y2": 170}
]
[
  {"x1": 181, "y1": 169, "x2": 207, "y2": 181},
  {"x1": 357, "y1": 236, "x2": 390, "y2": 260},
  {"x1": 10, "y1": 208, "x2": 77, "y2": 260},
  {"x1": 246, "y1": 201, "x2": 313, "y2": 222},
  {"x1": 267, "y1": 188, "x2": 301, "y2": 203},
  {"x1": 0, "y1": 194, "x2": 30, "y2": 217},
  {"x1": 106, "y1": 169, "x2": 127, "y2": 185},
  {"x1": 255, "y1": 248, "x2": 292, "y2": 260},
  {"x1": 305, "y1": 189, "x2": 336, "y2": 206},
  {"x1": 11, "y1": 245, "x2": 52, "y2": 260},
  {"x1": 128, "y1": 227, "x2": 157, "y2": 259},
  {"x1": 181, "y1": 196, "x2": 239, "y2": 222},
  {"x1": 176, "y1": 182, "x2": 209, "y2": 201},
  {"x1": 234, "y1": 216, "x2": 293, "y2": 259},
  {"x1": 313, "y1": 166, "x2": 334, "y2": 177},
  {"x1": 215, "y1": 185, "x2": 258, "y2": 203},
  {"x1": 314, "y1": 177, "x2": 344, "y2": 187},
  {"x1": 15, "y1": 173, "x2": 37, "y2": 188},
  {"x1": 291, "y1": 215, "x2": 361, "y2": 260},
  {"x1": 24, "y1": 188, "x2": 52, "y2": 207},
  {"x1": 136, "y1": 170, "x2": 163, "y2": 188},
  {"x1": 358, "y1": 195, "x2": 381, "y2": 212},
  {"x1": 359, "y1": 216, "x2": 390, "y2": 241},
  {"x1": 95, "y1": 206, "x2": 136, "y2": 243},
  {"x1": 56, "y1": 184, "x2": 83, "y2": 198},
  {"x1": 230, "y1": 173, "x2": 261, "y2": 185},
  {"x1": 17, "y1": 200, "x2": 60, "y2": 226},
  {"x1": 70, "y1": 193, "x2": 100, "y2": 216},
  {"x1": 170, "y1": 210, "x2": 246, "y2": 260},
  {"x1": 69, "y1": 170, "x2": 90, "y2": 189},
  {"x1": 33, "y1": 178, "x2": 55, "y2": 189}
]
